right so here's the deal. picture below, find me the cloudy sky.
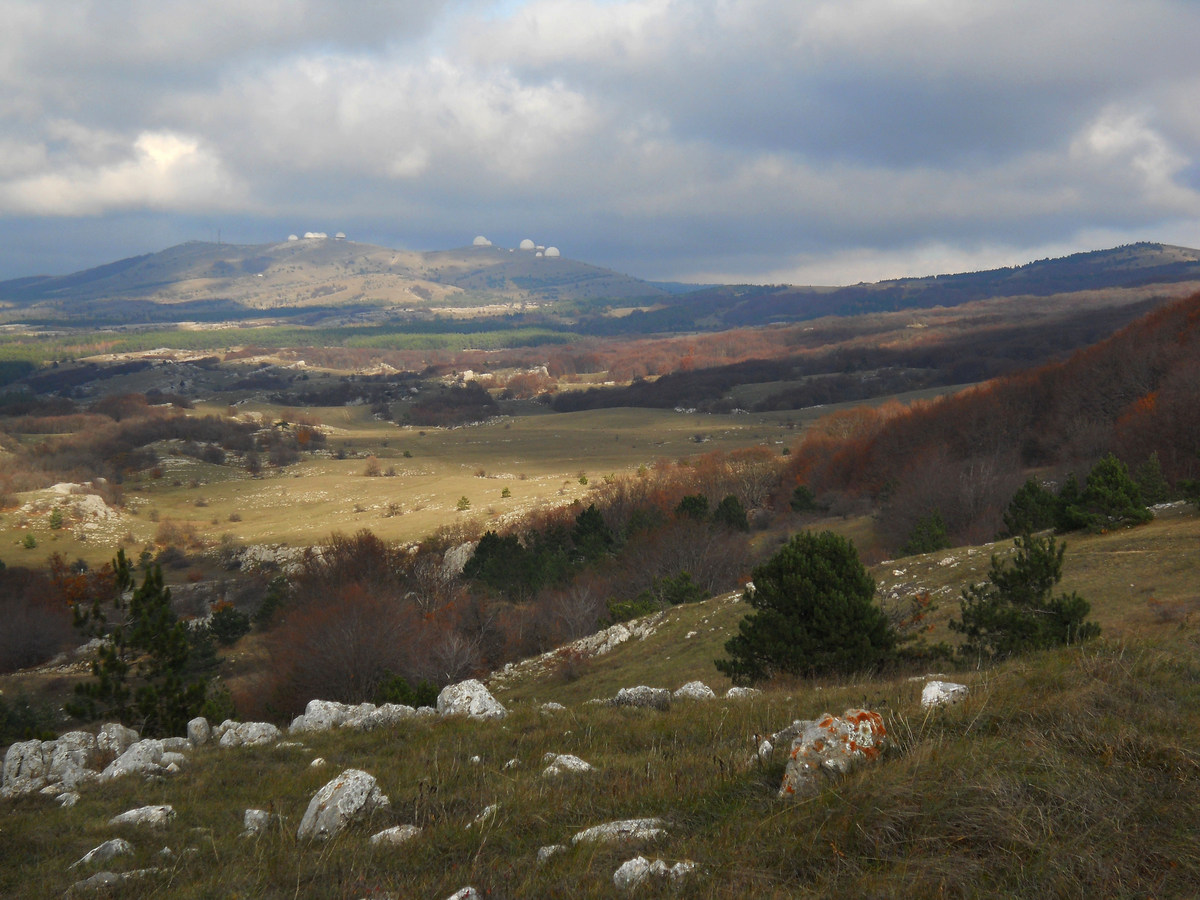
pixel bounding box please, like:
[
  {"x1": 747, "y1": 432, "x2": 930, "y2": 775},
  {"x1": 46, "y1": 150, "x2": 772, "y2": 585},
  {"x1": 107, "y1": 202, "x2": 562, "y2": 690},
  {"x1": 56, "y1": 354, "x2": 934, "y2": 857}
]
[{"x1": 3, "y1": 0, "x2": 1200, "y2": 285}]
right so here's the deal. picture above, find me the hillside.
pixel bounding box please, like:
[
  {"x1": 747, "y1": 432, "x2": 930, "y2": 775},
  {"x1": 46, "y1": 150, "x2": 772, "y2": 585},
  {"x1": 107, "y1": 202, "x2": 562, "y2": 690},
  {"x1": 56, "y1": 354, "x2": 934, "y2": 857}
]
[
  {"x1": 3, "y1": 507, "x2": 1199, "y2": 898},
  {"x1": 0, "y1": 239, "x2": 670, "y2": 325}
]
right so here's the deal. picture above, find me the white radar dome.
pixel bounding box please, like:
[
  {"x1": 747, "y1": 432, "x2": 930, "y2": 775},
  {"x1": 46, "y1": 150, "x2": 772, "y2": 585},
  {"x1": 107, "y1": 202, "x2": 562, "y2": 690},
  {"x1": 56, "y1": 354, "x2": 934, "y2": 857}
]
[
  {"x1": 472, "y1": 235, "x2": 493, "y2": 246},
  {"x1": 544, "y1": 246, "x2": 560, "y2": 258},
  {"x1": 519, "y1": 238, "x2": 536, "y2": 250}
]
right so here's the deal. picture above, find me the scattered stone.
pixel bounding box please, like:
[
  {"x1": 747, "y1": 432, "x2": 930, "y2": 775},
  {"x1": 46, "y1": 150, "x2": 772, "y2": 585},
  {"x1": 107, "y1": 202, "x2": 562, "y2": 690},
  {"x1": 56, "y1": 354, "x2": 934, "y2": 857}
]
[
  {"x1": 542, "y1": 754, "x2": 594, "y2": 776},
  {"x1": 537, "y1": 844, "x2": 566, "y2": 864},
  {"x1": 540, "y1": 701, "x2": 566, "y2": 713},
  {"x1": 725, "y1": 687, "x2": 761, "y2": 700},
  {"x1": 100, "y1": 739, "x2": 164, "y2": 782},
  {"x1": 469, "y1": 803, "x2": 500, "y2": 828},
  {"x1": 311, "y1": 757, "x2": 327, "y2": 768},
  {"x1": 613, "y1": 856, "x2": 696, "y2": 890},
  {"x1": 673, "y1": 681, "x2": 716, "y2": 701},
  {"x1": 778, "y1": 709, "x2": 889, "y2": 799},
  {"x1": 187, "y1": 716, "x2": 211, "y2": 747},
  {"x1": 444, "y1": 889, "x2": 481, "y2": 900},
  {"x1": 469, "y1": 755, "x2": 482, "y2": 765},
  {"x1": 503, "y1": 758, "x2": 520, "y2": 770},
  {"x1": 67, "y1": 868, "x2": 159, "y2": 896},
  {"x1": 921, "y1": 680, "x2": 969, "y2": 709},
  {"x1": 71, "y1": 838, "x2": 133, "y2": 869},
  {"x1": 437, "y1": 679, "x2": 507, "y2": 719},
  {"x1": 161, "y1": 737, "x2": 190, "y2": 753},
  {"x1": 369, "y1": 824, "x2": 422, "y2": 846},
  {"x1": 611, "y1": 686, "x2": 672, "y2": 710},
  {"x1": 109, "y1": 804, "x2": 176, "y2": 828},
  {"x1": 572, "y1": 818, "x2": 666, "y2": 846},
  {"x1": 160, "y1": 751, "x2": 188, "y2": 768},
  {"x1": 219, "y1": 721, "x2": 281, "y2": 748},
  {"x1": 242, "y1": 809, "x2": 272, "y2": 836},
  {"x1": 297, "y1": 769, "x2": 390, "y2": 840},
  {"x1": 59, "y1": 791, "x2": 81, "y2": 808}
]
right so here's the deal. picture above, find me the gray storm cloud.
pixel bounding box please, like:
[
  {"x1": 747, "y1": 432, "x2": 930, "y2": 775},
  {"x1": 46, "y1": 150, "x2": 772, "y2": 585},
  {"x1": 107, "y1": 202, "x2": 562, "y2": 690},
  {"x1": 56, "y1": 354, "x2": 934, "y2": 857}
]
[{"x1": 1, "y1": 0, "x2": 1199, "y2": 283}]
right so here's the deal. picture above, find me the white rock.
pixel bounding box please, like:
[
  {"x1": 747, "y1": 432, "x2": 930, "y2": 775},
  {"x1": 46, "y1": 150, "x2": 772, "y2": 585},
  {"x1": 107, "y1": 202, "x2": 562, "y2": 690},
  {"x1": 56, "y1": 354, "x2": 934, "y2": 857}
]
[
  {"x1": 673, "y1": 681, "x2": 716, "y2": 701},
  {"x1": 444, "y1": 889, "x2": 480, "y2": 900},
  {"x1": 724, "y1": 687, "x2": 761, "y2": 700},
  {"x1": 572, "y1": 818, "x2": 666, "y2": 845},
  {"x1": 437, "y1": 679, "x2": 507, "y2": 719},
  {"x1": 503, "y1": 758, "x2": 520, "y2": 770},
  {"x1": 537, "y1": 844, "x2": 566, "y2": 863},
  {"x1": 242, "y1": 809, "x2": 272, "y2": 836},
  {"x1": 469, "y1": 755, "x2": 482, "y2": 765},
  {"x1": 369, "y1": 824, "x2": 422, "y2": 846},
  {"x1": 109, "y1": 805, "x2": 176, "y2": 828},
  {"x1": 100, "y1": 739, "x2": 164, "y2": 782},
  {"x1": 350, "y1": 703, "x2": 416, "y2": 730},
  {"x1": 612, "y1": 856, "x2": 696, "y2": 890},
  {"x1": 311, "y1": 757, "x2": 327, "y2": 768},
  {"x1": 470, "y1": 803, "x2": 500, "y2": 827},
  {"x1": 542, "y1": 754, "x2": 594, "y2": 777},
  {"x1": 921, "y1": 680, "x2": 969, "y2": 709},
  {"x1": 2, "y1": 739, "x2": 48, "y2": 796},
  {"x1": 187, "y1": 717, "x2": 211, "y2": 747},
  {"x1": 219, "y1": 721, "x2": 281, "y2": 748},
  {"x1": 612, "y1": 686, "x2": 671, "y2": 710},
  {"x1": 297, "y1": 769, "x2": 390, "y2": 840},
  {"x1": 161, "y1": 737, "x2": 190, "y2": 753},
  {"x1": 71, "y1": 838, "x2": 134, "y2": 869},
  {"x1": 160, "y1": 752, "x2": 187, "y2": 768},
  {"x1": 293, "y1": 699, "x2": 354, "y2": 733},
  {"x1": 97, "y1": 722, "x2": 139, "y2": 757},
  {"x1": 59, "y1": 791, "x2": 81, "y2": 808},
  {"x1": 779, "y1": 709, "x2": 889, "y2": 799},
  {"x1": 540, "y1": 702, "x2": 566, "y2": 713}
]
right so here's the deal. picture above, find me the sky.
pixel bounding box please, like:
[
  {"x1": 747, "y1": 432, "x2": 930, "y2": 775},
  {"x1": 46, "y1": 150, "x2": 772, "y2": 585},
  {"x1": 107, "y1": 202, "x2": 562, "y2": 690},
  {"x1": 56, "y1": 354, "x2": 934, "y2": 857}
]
[{"x1": 2, "y1": 0, "x2": 1200, "y2": 286}]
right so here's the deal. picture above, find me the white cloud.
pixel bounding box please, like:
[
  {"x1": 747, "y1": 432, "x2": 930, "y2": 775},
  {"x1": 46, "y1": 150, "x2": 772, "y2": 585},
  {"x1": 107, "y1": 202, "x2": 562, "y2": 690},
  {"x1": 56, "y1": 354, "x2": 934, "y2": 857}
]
[{"x1": 0, "y1": 130, "x2": 241, "y2": 216}]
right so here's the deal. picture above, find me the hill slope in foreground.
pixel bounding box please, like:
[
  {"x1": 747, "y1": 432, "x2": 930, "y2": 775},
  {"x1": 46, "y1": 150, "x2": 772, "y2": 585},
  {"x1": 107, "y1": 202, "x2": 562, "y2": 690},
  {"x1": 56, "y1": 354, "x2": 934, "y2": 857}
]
[{"x1": 3, "y1": 504, "x2": 1199, "y2": 898}]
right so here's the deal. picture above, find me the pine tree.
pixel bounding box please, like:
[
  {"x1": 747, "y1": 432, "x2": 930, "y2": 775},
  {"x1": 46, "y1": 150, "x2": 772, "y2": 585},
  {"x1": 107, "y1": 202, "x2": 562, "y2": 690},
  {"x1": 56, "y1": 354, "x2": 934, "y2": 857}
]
[
  {"x1": 68, "y1": 553, "x2": 210, "y2": 736},
  {"x1": 951, "y1": 532, "x2": 1099, "y2": 660},
  {"x1": 901, "y1": 510, "x2": 951, "y2": 556},
  {"x1": 1001, "y1": 478, "x2": 1059, "y2": 537},
  {"x1": 716, "y1": 531, "x2": 895, "y2": 683}
]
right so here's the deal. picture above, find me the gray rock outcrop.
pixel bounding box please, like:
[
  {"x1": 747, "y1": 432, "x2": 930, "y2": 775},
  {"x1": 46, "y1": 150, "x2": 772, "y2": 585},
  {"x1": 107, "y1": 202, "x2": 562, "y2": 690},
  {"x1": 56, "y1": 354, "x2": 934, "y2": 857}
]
[
  {"x1": 109, "y1": 805, "x2": 176, "y2": 828},
  {"x1": 369, "y1": 824, "x2": 422, "y2": 846},
  {"x1": 219, "y1": 721, "x2": 281, "y2": 748},
  {"x1": 921, "y1": 680, "x2": 969, "y2": 709},
  {"x1": 100, "y1": 739, "x2": 164, "y2": 782},
  {"x1": 613, "y1": 856, "x2": 696, "y2": 890},
  {"x1": 611, "y1": 686, "x2": 671, "y2": 710},
  {"x1": 437, "y1": 679, "x2": 507, "y2": 719},
  {"x1": 673, "y1": 681, "x2": 716, "y2": 701},
  {"x1": 71, "y1": 838, "x2": 133, "y2": 869},
  {"x1": 297, "y1": 768, "x2": 390, "y2": 840},
  {"x1": 778, "y1": 709, "x2": 889, "y2": 799},
  {"x1": 541, "y1": 753, "x2": 594, "y2": 776}
]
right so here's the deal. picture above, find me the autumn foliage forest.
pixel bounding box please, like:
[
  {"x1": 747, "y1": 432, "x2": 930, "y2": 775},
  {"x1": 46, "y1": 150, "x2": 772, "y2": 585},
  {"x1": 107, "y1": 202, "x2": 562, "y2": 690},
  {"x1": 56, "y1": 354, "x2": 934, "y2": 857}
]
[{"x1": 2, "y1": 288, "x2": 1199, "y2": 735}]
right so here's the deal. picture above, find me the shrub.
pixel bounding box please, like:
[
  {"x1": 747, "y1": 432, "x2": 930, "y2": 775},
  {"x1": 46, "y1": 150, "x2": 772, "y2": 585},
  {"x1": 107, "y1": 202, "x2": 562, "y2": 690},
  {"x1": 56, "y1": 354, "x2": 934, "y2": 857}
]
[
  {"x1": 375, "y1": 673, "x2": 438, "y2": 708},
  {"x1": 713, "y1": 494, "x2": 750, "y2": 531},
  {"x1": 675, "y1": 494, "x2": 709, "y2": 520},
  {"x1": 789, "y1": 484, "x2": 821, "y2": 512},
  {"x1": 456, "y1": 496, "x2": 471, "y2": 511},
  {"x1": 1001, "y1": 478, "x2": 1060, "y2": 537},
  {"x1": 208, "y1": 601, "x2": 251, "y2": 646},
  {"x1": 716, "y1": 530, "x2": 896, "y2": 683},
  {"x1": 951, "y1": 532, "x2": 1100, "y2": 660}
]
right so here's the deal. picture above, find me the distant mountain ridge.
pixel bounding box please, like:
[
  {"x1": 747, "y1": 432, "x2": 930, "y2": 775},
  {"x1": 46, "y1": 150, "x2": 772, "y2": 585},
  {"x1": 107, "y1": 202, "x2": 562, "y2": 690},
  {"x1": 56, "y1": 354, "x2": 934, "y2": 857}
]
[{"x1": 2, "y1": 240, "x2": 1199, "y2": 333}]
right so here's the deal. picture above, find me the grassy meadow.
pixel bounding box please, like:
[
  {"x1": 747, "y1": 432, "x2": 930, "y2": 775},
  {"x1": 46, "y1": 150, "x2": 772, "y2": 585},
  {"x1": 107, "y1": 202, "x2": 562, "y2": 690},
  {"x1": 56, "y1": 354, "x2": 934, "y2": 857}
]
[{"x1": 2, "y1": 508, "x2": 1199, "y2": 898}]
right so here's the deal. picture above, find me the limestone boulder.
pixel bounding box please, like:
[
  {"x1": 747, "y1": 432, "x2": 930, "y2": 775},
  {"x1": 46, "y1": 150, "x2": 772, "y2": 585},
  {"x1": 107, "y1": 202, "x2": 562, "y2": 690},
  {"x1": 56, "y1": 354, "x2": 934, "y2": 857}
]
[
  {"x1": 219, "y1": 721, "x2": 281, "y2": 748},
  {"x1": 290, "y1": 699, "x2": 354, "y2": 734},
  {"x1": 572, "y1": 818, "x2": 666, "y2": 846},
  {"x1": 724, "y1": 687, "x2": 761, "y2": 700},
  {"x1": 187, "y1": 716, "x2": 211, "y2": 747},
  {"x1": 611, "y1": 686, "x2": 671, "y2": 710},
  {"x1": 673, "y1": 681, "x2": 716, "y2": 701},
  {"x1": 369, "y1": 824, "x2": 422, "y2": 846},
  {"x1": 778, "y1": 709, "x2": 888, "y2": 799},
  {"x1": 437, "y1": 679, "x2": 507, "y2": 720},
  {"x1": 49, "y1": 732, "x2": 99, "y2": 791},
  {"x1": 100, "y1": 739, "x2": 164, "y2": 782},
  {"x1": 70, "y1": 838, "x2": 133, "y2": 869},
  {"x1": 2, "y1": 739, "x2": 49, "y2": 797},
  {"x1": 97, "y1": 723, "x2": 139, "y2": 757},
  {"x1": 242, "y1": 809, "x2": 272, "y2": 837},
  {"x1": 613, "y1": 856, "x2": 696, "y2": 890},
  {"x1": 297, "y1": 768, "x2": 390, "y2": 840},
  {"x1": 921, "y1": 680, "x2": 969, "y2": 709},
  {"x1": 542, "y1": 753, "x2": 594, "y2": 776},
  {"x1": 109, "y1": 805, "x2": 175, "y2": 828}
]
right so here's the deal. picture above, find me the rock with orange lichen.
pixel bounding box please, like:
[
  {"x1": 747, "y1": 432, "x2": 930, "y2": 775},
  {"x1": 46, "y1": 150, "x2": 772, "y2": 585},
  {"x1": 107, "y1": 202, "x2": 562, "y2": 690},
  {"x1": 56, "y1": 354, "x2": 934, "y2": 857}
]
[{"x1": 778, "y1": 708, "x2": 888, "y2": 799}]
